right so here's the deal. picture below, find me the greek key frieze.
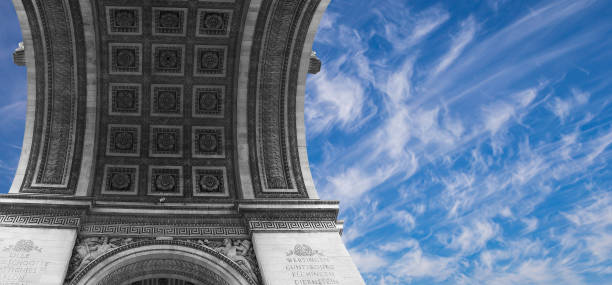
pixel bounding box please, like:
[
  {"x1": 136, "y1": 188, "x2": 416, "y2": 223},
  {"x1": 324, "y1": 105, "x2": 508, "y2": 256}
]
[
  {"x1": 67, "y1": 238, "x2": 259, "y2": 285},
  {"x1": 0, "y1": 213, "x2": 80, "y2": 227},
  {"x1": 248, "y1": 220, "x2": 337, "y2": 232},
  {"x1": 81, "y1": 224, "x2": 248, "y2": 237}
]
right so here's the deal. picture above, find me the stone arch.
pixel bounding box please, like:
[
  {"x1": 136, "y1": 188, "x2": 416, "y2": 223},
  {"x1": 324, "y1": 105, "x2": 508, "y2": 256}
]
[{"x1": 69, "y1": 240, "x2": 257, "y2": 285}]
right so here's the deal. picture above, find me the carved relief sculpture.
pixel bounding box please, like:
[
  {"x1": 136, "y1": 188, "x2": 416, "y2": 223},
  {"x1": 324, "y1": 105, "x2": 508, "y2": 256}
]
[{"x1": 3, "y1": 0, "x2": 366, "y2": 284}]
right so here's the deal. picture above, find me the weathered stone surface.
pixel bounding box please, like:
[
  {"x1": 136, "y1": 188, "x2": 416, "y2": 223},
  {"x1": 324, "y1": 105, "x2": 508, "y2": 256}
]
[
  {"x1": 3, "y1": 0, "x2": 365, "y2": 283},
  {"x1": 253, "y1": 232, "x2": 365, "y2": 285},
  {"x1": 12, "y1": 42, "x2": 25, "y2": 66},
  {"x1": 0, "y1": 227, "x2": 77, "y2": 284}
]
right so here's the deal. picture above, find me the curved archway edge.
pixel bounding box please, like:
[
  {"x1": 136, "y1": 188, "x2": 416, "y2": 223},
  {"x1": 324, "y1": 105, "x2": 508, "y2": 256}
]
[{"x1": 70, "y1": 240, "x2": 257, "y2": 285}]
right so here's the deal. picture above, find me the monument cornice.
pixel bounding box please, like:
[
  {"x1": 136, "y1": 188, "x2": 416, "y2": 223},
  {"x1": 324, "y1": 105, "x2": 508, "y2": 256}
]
[
  {"x1": 1, "y1": 0, "x2": 366, "y2": 283},
  {"x1": 0, "y1": 204, "x2": 84, "y2": 228}
]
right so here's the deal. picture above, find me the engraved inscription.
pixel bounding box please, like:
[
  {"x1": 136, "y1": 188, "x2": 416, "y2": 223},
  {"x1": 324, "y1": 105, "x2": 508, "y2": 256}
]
[
  {"x1": 285, "y1": 244, "x2": 339, "y2": 285},
  {"x1": 0, "y1": 240, "x2": 50, "y2": 284}
]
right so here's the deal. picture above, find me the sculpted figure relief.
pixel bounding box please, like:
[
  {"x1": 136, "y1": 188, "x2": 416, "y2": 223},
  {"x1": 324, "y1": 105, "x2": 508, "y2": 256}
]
[
  {"x1": 67, "y1": 237, "x2": 260, "y2": 282},
  {"x1": 68, "y1": 237, "x2": 133, "y2": 279},
  {"x1": 194, "y1": 238, "x2": 259, "y2": 281}
]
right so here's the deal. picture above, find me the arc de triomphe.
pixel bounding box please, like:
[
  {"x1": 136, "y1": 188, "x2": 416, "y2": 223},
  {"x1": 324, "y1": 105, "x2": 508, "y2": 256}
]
[{"x1": 0, "y1": 0, "x2": 365, "y2": 284}]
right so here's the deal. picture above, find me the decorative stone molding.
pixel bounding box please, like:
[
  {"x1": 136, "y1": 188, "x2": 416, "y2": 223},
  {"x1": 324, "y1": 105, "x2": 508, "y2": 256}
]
[
  {"x1": 194, "y1": 45, "x2": 228, "y2": 77},
  {"x1": 185, "y1": 238, "x2": 260, "y2": 282},
  {"x1": 196, "y1": 9, "x2": 233, "y2": 37},
  {"x1": 248, "y1": 220, "x2": 337, "y2": 232},
  {"x1": 106, "y1": 124, "x2": 141, "y2": 157},
  {"x1": 149, "y1": 126, "x2": 183, "y2": 158},
  {"x1": 151, "y1": 84, "x2": 183, "y2": 117},
  {"x1": 108, "y1": 83, "x2": 141, "y2": 116},
  {"x1": 152, "y1": 44, "x2": 185, "y2": 75},
  {"x1": 106, "y1": 6, "x2": 142, "y2": 35},
  {"x1": 0, "y1": 208, "x2": 81, "y2": 228},
  {"x1": 193, "y1": 85, "x2": 225, "y2": 118},
  {"x1": 192, "y1": 126, "x2": 225, "y2": 158},
  {"x1": 80, "y1": 223, "x2": 247, "y2": 238},
  {"x1": 66, "y1": 239, "x2": 259, "y2": 285},
  {"x1": 14, "y1": 0, "x2": 88, "y2": 193},
  {"x1": 152, "y1": 7, "x2": 188, "y2": 36},
  {"x1": 148, "y1": 166, "x2": 184, "y2": 196},
  {"x1": 240, "y1": 201, "x2": 340, "y2": 233},
  {"x1": 192, "y1": 166, "x2": 229, "y2": 197},
  {"x1": 308, "y1": 51, "x2": 321, "y2": 74},
  {"x1": 247, "y1": 0, "x2": 323, "y2": 197},
  {"x1": 13, "y1": 42, "x2": 25, "y2": 66},
  {"x1": 101, "y1": 165, "x2": 139, "y2": 195},
  {"x1": 109, "y1": 43, "x2": 142, "y2": 74},
  {"x1": 99, "y1": 259, "x2": 229, "y2": 285}
]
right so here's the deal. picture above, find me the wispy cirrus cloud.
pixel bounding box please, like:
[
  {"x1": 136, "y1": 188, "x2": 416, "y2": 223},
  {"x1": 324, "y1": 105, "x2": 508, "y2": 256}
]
[
  {"x1": 305, "y1": 70, "x2": 372, "y2": 134},
  {"x1": 381, "y1": 6, "x2": 450, "y2": 52},
  {"x1": 307, "y1": 0, "x2": 612, "y2": 284},
  {"x1": 432, "y1": 16, "x2": 477, "y2": 76}
]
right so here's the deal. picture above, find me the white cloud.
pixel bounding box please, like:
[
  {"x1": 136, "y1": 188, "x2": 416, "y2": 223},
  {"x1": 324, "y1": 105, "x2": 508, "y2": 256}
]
[
  {"x1": 549, "y1": 97, "x2": 572, "y2": 122},
  {"x1": 384, "y1": 59, "x2": 414, "y2": 104},
  {"x1": 324, "y1": 162, "x2": 401, "y2": 204},
  {"x1": 561, "y1": 192, "x2": 612, "y2": 261},
  {"x1": 433, "y1": 16, "x2": 476, "y2": 75},
  {"x1": 512, "y1": 156, "x2": 545, "y2": 186},
  {"x1": 447, "y1": 221, "x2": 499, "y2": 254},
  {"x1": 515, "y1": 88, "x2": 538, "y2": 107},
  {"x1": 382, "y1": 6, "x2": 450, "y2": 51},
  {"x1": 572, "y1": 88, "x2": 590, "y2": 104},
  {"x1": 482, "y1": 102, "x2": 515, "y2": 134},
  {"x1": 306, "y1": 70, "x2": 371, "y2": 134},
  {"x1": 424, "y1": 0, "x2": 596, "y2": 103},
  {"x1": 305, "y1": 1, "x2": 609, "y2": 283},
  {"x1": 349, "y1": 250, "x2": 389, "y2": 273},
  {"x1": 390, "y1": 240, "x2": 456, "y2": 282},
  {"x1": 0, "y1": 100, "x2": 26, "y2": 126},
  {"x1": 318, "y1": 11, "x2": 338, "y2": 30},
  {"x1": 521, "y1": 217, "x2": 538, "y2": 234},
  {"x1": 379, "y1": 239, "x2": 418, "y2": 252},
  {"x1": 391, "y1": 210, "x2": 416, "y2": 231},
  {"x1": 584, "y1": 130, "x2": 612, "y2": 163},
  {"x1": 499, "y1": 207, "x2": 513, "y2": 218},
  {"x1": 548, "y1": 88, "x2": 591, "y2": 123}
]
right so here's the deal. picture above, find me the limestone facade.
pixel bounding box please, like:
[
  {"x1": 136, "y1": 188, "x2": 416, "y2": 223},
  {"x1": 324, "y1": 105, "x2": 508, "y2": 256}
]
[{"x1": 0, "y1": 0, "x2": 365, "y2": 284}]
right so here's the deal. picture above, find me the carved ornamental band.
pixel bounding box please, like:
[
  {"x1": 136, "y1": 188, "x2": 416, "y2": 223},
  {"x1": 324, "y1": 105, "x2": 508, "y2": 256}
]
[
  {"x1": 248, "y1": 220, "x2": 337, "y2": 232},
  {"x1": 81, "y1": 224, "x2": 248, "y2": 238}
]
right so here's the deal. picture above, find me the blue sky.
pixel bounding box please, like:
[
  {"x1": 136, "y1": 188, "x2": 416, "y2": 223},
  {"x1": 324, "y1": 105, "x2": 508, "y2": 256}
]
[{"x1": 1, "y1": 0, "x2": 612, "y2": 284}]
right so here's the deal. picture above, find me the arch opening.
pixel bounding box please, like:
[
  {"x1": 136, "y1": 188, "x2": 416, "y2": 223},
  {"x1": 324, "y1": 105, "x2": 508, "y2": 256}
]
[
  {"x1": 69, "y1": 240, "x2": 256, "y2": 285},
  {"x1": 127, "y1": 277, "x2": 198, "y2": 285}
]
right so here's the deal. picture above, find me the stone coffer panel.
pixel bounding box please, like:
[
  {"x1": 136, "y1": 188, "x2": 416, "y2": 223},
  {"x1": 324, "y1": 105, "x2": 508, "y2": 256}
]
[{"x1": 10, "y1": 0, "x2": 327, "y2": 201}]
